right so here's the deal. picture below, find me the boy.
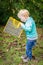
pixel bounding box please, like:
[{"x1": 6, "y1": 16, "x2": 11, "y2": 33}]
[{"x1": 17, "y1": 9, "x2": 38, "y2": 62}]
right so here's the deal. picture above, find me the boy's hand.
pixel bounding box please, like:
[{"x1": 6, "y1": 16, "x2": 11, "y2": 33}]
[{"x1": 20, "y1": 22, "x2": 24, "y2": 26}]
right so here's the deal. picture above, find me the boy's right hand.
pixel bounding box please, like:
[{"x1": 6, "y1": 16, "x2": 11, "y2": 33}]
[{"x1": 19, "y1": 22, "x2": 24, "y2": 26}]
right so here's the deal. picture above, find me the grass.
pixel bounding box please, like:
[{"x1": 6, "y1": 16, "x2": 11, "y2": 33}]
[{"x1": 0, "y1": 25, "x2": 43, "y2": 65}]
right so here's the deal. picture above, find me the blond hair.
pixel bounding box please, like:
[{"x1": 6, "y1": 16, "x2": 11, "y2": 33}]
[{"x1": 17, "y1": 9, "x2": 30, "y2": 19}]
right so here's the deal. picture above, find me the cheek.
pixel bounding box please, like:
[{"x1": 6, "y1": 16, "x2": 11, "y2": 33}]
[
  {"x1": 20, "y1": 17, "x2": 25, "y2": 21},
  {"x1": 21, "y1": 18, "x2": 25, "y2": 22}
]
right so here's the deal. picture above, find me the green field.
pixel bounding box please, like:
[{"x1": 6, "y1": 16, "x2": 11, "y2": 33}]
[{"x1": 0, "y1": 26, "x2": 43, "y2": 65}]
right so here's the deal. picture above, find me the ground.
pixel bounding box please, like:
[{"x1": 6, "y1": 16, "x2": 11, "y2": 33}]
[{"x1": 0, "y1": 25, "x2": 43, "y2": 65}]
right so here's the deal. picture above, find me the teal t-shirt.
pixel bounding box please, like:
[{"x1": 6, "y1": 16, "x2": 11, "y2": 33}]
[{"x1": 21, "y1": 17, "x2": 38, "y2": 40}]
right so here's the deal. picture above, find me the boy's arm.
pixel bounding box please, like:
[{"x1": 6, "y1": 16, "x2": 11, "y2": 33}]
[{"x1": 20, "y1": 22, "x2": 32, "y2": 32}]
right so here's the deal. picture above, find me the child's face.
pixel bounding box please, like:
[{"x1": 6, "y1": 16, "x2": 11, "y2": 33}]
[
  {"x1": 20, "y1": 16, "x2": 27, "y2": 22},
  {"x1": 20, "y1": 14, "x2": 29, "y2": 22}
]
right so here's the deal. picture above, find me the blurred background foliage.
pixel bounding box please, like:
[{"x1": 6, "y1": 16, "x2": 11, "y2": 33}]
[{"x1": 0, "y1": 0, "x2": 43, "y2": 27}]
